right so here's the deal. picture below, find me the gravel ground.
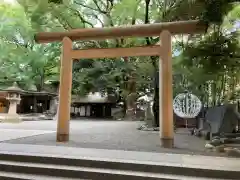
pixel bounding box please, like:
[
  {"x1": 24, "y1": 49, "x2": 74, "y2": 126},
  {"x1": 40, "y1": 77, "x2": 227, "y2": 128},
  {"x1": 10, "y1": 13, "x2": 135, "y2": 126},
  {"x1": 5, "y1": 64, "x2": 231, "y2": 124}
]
[{"x1": 0, "y1": 119, "x2": 220, "y2": 156}]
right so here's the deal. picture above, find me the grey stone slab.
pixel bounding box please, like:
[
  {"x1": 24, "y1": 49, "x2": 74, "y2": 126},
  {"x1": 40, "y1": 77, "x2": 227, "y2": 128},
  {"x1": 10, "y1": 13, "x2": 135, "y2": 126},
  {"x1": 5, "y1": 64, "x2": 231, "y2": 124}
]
[
  {"x1": 0, "y1": 171, "x2": 86, "y2": 180},
  {"x1": 0, "y1": 162, "x2": 233, "y2": 180},
  {"x1": 0, "y1": 143, "x2": 239, "y2": 172}
]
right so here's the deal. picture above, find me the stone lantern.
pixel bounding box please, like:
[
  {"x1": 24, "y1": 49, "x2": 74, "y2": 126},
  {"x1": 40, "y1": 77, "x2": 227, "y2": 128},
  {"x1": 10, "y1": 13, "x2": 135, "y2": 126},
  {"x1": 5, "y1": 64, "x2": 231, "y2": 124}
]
[
  {"x1": 137, "y1": 93, "x2": 154, "y2": 127},
  {"x1": 3, "y1": 82, "x2": 24, "y2": 123}
]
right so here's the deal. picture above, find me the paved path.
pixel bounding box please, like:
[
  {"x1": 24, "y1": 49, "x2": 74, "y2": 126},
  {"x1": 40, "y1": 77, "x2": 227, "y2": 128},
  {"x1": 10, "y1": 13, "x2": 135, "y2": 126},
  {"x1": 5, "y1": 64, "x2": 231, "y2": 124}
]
[
  {"x1": 0, "y1": 129, "x2": 54, "y2": 142},
  {"x1": 0, "y1": 120, "x2": 219, "y2": 156},
  {"x1": 0, "y1": 143, "x2": 239, "y2": 172}
]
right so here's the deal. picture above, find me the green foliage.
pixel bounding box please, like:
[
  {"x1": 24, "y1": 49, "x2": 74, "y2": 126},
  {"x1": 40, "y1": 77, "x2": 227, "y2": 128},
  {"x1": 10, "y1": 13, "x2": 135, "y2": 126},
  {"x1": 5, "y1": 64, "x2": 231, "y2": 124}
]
[
  {"x1": 72, "y1": 58, "x2": 135, "y2": 96},
  {"x1": 202, "y1": 0, "x2": 235, "y2": 25},
  {"x1": 0, "y1": 2, "x2": 60, "y2": 91},
  {"x1": 175, "y1": 30, "x2": 240, "y2": 105},
  {"x1": 48, "y1": 0, "x2": 62, "y2": 4},
  {"x1": 183, "y1": 32, "x2": 239, "y2": 73},
  {"x1": 0, "y1": 0, "x2": 239, "y2": 109},
  {"x1": 111, "y1": 0, "x2": 144, "y2": 25}
]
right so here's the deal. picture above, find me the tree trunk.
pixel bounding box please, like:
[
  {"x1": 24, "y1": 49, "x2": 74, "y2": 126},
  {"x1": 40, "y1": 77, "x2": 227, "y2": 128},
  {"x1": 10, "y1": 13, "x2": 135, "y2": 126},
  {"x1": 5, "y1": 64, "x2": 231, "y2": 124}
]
[
  {"x1": 212, "y1": 81, "x2": 217, "y2": 106},
  {"x1": 144, "y1": 0, "x2": 159, "y2": 127},
  {"x1": 153, "y1": 71, "x2": 159, "y2": 127},
  {"x1": 33, "y1": 96, "x2": 37, "y2": 113},
  {"x1": 221, "y1": 74, "x2": 226, "y2": 103}
]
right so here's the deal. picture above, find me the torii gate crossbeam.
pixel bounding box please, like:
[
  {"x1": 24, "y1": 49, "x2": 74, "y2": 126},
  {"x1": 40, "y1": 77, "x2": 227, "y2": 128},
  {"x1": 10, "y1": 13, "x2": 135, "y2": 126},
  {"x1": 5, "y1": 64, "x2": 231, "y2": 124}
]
[{"x1": 35, "y1": 20, "x2": 206, "y2": 148}]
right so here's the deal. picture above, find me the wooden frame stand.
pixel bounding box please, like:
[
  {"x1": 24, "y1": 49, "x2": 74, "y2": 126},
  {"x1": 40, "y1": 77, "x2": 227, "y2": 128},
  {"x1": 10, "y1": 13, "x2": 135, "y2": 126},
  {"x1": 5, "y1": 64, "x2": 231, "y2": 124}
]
[{"x1": 35, "y1": 20, "x2": 206, "y2": 148}]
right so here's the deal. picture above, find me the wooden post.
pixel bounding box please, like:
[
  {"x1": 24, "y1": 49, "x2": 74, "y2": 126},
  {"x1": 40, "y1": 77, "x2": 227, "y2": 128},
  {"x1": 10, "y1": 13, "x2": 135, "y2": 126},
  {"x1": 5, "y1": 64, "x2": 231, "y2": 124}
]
[
  {"x1": 57, "y1": 37, "x2": 73, "y2": 142},
  {"x1": 159, "y1": 30, "x2": 174, "y2": 148}
]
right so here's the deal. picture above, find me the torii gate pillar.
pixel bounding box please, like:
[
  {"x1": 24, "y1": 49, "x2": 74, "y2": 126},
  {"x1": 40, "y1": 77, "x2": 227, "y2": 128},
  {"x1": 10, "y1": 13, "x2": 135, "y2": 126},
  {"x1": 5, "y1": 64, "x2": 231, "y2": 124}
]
[
  {"x1": 56, "y1": 37, "x2": 73, "y2": 142},
  {"x1": 159, "y1": 30, "x2": 174, "y2": 148}
]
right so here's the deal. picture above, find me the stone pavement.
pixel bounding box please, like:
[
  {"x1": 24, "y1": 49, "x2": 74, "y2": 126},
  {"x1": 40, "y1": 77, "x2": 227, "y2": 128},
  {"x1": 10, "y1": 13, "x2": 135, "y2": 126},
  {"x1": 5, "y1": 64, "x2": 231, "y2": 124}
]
[
  {"x1": 0, "y1": 143, "x2": 239, "y2": 172},
  {"x1": 0, "y1": 129, "x2": 54, "y2": 142},
  {"x1": 0, "y1": 120, "x2": 222, "y2": 156}
]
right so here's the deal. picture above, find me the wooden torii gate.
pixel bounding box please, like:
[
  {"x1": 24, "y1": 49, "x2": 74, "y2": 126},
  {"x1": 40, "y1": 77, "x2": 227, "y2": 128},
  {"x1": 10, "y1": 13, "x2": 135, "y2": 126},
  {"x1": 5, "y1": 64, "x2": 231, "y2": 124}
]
[{"x1": 35, "y1": 20, "x2": 206, "y2": 148}]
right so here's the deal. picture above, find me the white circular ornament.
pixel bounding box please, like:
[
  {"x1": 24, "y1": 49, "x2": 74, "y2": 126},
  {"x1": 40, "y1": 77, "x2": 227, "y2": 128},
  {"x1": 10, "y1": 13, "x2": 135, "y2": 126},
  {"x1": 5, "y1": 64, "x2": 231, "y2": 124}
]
[{"x1": 173, "y1": 92, "x2": 202, "y2": 118}]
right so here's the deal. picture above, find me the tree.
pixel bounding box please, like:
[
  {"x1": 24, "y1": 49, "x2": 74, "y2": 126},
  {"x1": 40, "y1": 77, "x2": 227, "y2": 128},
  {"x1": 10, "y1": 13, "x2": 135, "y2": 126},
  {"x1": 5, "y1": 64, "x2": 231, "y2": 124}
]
[
  {"x1": 173, "y1": 2, "x2": 240, "y2": 107},
  {"x1": 0, "y1": 2, "x2": 61, "y2": 90},
  {"x1": 1, "y1": 0, "x2": 239, "y2": 122}
]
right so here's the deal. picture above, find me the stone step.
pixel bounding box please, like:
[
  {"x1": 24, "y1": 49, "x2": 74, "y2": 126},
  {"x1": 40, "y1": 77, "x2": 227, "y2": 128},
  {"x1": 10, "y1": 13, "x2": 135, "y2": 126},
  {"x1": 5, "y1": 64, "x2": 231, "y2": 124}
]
[
  {"x1": 0, "y1": 163, "x2": 230, "y2": 180},
  {"x1": 0, "y1": 153, "x2": 239, "y2": 180},
  {"x1": 0, "y1": 160, "x2": 172, "y2": 180},
  {"x1": 0, "y1": 171, "x2": 83, "y2": 180}
]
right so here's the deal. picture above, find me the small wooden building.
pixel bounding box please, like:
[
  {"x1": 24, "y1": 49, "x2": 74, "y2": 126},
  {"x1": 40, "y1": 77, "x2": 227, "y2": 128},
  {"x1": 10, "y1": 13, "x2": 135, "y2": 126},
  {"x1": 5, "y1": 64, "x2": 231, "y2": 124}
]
[
  {"x1": 18, "y1": 91, "x2": 57, "y2": 114},
  {"x1": 0, "y1": 85, "x2": 57, "y2": 114},
  {"x1": 71, "y1": 92, "x2": 117, "y2": 118}
]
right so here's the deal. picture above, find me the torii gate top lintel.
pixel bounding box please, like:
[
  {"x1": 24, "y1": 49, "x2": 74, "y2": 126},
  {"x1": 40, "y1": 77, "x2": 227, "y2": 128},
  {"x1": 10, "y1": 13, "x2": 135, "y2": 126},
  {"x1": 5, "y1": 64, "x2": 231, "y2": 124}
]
[{"x1": 34, "y1": 20, "x2": 207, "y2": 43}]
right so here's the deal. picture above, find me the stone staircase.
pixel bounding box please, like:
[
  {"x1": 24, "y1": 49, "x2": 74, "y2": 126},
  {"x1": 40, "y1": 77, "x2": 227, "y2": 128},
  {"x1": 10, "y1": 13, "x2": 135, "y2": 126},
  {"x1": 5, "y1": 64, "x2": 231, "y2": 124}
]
[{"x1": 0, "y1": 152, "x2": 239, "y2": 180}]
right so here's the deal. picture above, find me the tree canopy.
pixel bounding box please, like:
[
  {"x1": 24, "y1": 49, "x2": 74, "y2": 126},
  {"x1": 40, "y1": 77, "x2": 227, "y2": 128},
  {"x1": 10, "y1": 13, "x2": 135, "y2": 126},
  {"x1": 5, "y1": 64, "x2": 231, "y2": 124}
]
[{"x1": 0, "y1": 0, "x2": 239, "y2": 116}]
